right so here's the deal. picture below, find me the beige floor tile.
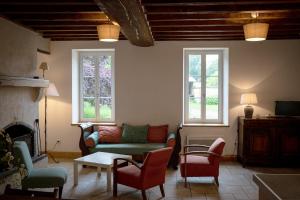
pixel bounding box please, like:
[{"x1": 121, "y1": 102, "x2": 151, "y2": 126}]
[{"x1": 41, "y1": 159, "x2": 300, "y2": 200}]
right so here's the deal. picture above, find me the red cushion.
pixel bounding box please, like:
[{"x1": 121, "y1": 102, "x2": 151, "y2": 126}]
[
  {"x1": 98, "y1": 126, "x2": 122, "y2": 143},
  {"x1": 147, "y1": 125, "x2": 168, "y2": 143},
  {"x1": 117, "y1": 165, "x2": 141, "y2": 189},
  {"x1": 180, "y1": 155, "x2": 218, "y2": 177}
]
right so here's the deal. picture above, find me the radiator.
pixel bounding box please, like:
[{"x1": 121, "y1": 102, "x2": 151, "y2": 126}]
[{"x1": 186, "y1": 136, "x2": 219, "y2": 151}]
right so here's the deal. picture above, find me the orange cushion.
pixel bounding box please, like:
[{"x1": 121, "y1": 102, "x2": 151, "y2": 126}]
[
  {"x1": 98, "y1": 126, "x2": 122, "y2": 143},
  {"x1": 147, "y1": 125, "x2": 168, "y2": 143}
]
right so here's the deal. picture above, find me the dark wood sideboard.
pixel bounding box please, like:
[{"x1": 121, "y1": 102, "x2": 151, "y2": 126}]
[{"x1": 237, "y1": 116, "x2": 300, "y2": 167}]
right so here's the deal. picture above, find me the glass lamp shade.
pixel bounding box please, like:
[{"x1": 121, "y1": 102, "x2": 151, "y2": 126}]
[
  {"x1": 243, "y1": 23, "x2": 269, "y2": 41},
  {"x1": 97, "y1": 24, "x2": 120, "y2": 42},
  {"x1": 240, "y1": 93, "x2": 258, "y2": 105},
  {"x1": 46, "y1": 83, "x2": 59, "y2": 97}
]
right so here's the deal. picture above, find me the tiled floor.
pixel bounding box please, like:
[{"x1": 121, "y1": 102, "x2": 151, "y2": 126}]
[{"x1": 48, "y1": 160, "x2": 300, "y2": 200}]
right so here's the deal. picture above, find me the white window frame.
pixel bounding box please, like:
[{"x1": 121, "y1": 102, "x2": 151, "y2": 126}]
[
  {"x1": 183, "y1": 48, "x2": 229, "y2": 125},
  {"x1": 72, "y1": 49, "x2": 115, "y2": 123}
]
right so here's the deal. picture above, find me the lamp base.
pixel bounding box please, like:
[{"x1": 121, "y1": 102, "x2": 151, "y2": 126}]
[{"x1": 244, "y1": 105, "x2": 254, "y2": 118}]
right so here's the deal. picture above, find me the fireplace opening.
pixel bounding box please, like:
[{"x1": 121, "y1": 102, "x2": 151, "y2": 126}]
[{"x1": 4, "y1": 122, "x2": 35, "y2": 158}]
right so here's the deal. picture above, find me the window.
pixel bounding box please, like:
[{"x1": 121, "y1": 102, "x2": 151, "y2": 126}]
[
  {"x1": 72, "y1": 49, "x2": 115, "y2": 123},
  {"x1": 183, "y1": 48, "x2": 228, "y2": 125}
]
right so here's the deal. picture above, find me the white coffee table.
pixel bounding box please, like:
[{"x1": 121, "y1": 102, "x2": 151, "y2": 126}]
[{"x1": 73, "y1": 152, "x2": 131, "y2": 191}]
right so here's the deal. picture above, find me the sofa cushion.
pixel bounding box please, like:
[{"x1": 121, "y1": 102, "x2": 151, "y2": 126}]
[
  {"x1": 85, "y1": 131, "x2": 99, "y2": 147},
  {"x1": 91, "y1": 143, "x2": 166, "y2": 155},
  {"x1": 147, "y1": 125, "x2": 168, "y2": 143},
  {"x1": 121, "y1": 124, "x2": 148, "y2": 143},
  {"x1": 98, "y1": 126, "x2": 122, "y2": 144}
]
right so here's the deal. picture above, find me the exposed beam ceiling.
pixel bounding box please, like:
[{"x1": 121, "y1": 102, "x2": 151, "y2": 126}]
[
  {"x1": 0, "y1": 0, "x2": 299, "y2": 42},
  {"x1": 94, "y1": 0, "x2": 154, "y2": 47}
]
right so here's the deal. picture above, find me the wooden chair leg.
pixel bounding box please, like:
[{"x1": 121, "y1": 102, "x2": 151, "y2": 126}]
[
  {"x1": 141, "y1": 190, "x2": 147, "y2": 200},
  {"x1": 159, "y1": 184, "x2": 165, "y2": 197},
  {"x1": 58, "y1": 186, "x2": 63, "y2": 199},
  {"x1": 113, "y1": 181, "x2": 117, "y2": 197},
  {"x1": 184, "y1": 176, "x2": 187, "y2": 188},
  {"x1": 214, "y1": 176, "x2": 219, "y2": 186}
]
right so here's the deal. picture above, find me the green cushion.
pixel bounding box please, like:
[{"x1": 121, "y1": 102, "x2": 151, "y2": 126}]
[
  {"x1": 22, "y1": 167, "x2": 67, "y2": 189},
  {"x1": 84, "y1": 131, "x2": 99, "y2": 147},
  {"x1": 121, "y1": 124, "x2": 149, "y2": 143},
  {"x1": 91, "y1": 143, "x2": 166, "y2": 155}
]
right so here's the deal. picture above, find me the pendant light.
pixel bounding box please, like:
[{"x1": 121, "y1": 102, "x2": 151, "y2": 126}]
[
  {"x1": 243, "y1": 12, "x2": 269, "y2": 42},
  {"x1": 97, "y1": 21, "x2": 120, "y2": 42}
]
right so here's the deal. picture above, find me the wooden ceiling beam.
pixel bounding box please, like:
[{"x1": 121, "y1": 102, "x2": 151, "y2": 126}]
[
  {"x1": 5, "y1": 12, "x2": 107, "y2": 21},
  {"x1": 94, "y1": 0, "x2": 153, "y2": 47},
  {"x1": 0, "y1": 0, "x2": 95, "y2": 5},
  {"x1": 32, "y1": 27, "x2": 98, "y2": 31},
  {"x1": 0, "y1": 5, "x2": 100, "y2": 14},
  {"x1": 149, "y1": 19, "x2": 300, "y2": 26},
  {"x1": 146, "y1": 10, "x2": 300, "y2": 21},
  {"x1": 144, "y1": 3, "x2": 300, "y2": 14},
  {"x1": 151, "y1": 25, "x2": 300, "y2": 31},
  {"x1": 20, "y1": 21, "x2": 108, "y2": 26},
  {"x1": 142, "y1": 0, "x2": 300, "y2": 6}
]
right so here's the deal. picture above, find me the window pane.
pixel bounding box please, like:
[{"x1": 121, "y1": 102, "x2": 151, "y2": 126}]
[
  {"x1": 188, "y1": 54, "x2": 201, "y2": 120},
  {"x1": 206, "y1": 76, "x2": 218, "y2": 88},
  {"x1": 83, "y1": 77, "x2": 96, "y2": 97},
  {"x1": 99, "y1": 55, "x2": 112, "y2": 97},
  {"x1": 206, "y1": 54, "x2": 219, "y2": 120},
  {"x1": 99, "y1": 97, "x2": 112, "y2": 120},
  {"x1": 206, "y1": 88, "x2": 219, "y2": 120},
  {"x1": 206, "y1": 54, "x2": 218, "y2": 76},
  {"x1": 189, "y1": 55, "x2": 201, "y2": 81},
  {"x1": 83, "y1": 98, "x2": 96, "y2": 118},
  {"x1": 189, "y1": 97, "x2": 201, "y2": 119},
  {"x1": 82, "y1": 56, "x2": 96, "y2": 77}
]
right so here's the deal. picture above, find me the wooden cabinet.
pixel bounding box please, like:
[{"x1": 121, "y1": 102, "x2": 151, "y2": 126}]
[{"x1": 238, "y1": 116, "x2": 300, "y2": 167}]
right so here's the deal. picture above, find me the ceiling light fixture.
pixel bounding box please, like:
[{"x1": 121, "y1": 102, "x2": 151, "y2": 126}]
[
  {"x1": 243, "y1": 12, "x2": 269, "y2": 42},
  {"x1": 97, "y1": 22, "x2": 120, "y2": 42}
]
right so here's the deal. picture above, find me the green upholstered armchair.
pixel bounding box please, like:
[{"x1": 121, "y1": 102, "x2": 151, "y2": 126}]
[{"x1": 13, "y1": 141, "x2": 68, "y2": 199}]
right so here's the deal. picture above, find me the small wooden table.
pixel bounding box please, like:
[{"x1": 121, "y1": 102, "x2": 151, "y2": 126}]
[
  {"x1": 73, "y1": 152, "x2": 131, "y2": 191},
  {"x1": 253, "y1": 174, "x2": 300, "y2": 200}
]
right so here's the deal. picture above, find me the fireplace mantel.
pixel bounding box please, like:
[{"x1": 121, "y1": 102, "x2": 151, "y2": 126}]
[{"x1": 0, "y1": 75, "x2": 49, "y2": 101}]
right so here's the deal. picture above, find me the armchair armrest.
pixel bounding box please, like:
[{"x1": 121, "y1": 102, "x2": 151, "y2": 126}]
[
  {"x1": 181, "y1": 151, "x2": 220, "y2": 157},
  {"x1": 78, "y1": 123, "x2": 95, "y2": 156},
  {"x1": 166, "y1": 132, "x2": 176, "y2": 148},
  {"x1": 183, "y1": 144, "x2": 210, "y2": 153},
  {"x1": 113, "y1": 158, "x2": 142, "y2": 170}
]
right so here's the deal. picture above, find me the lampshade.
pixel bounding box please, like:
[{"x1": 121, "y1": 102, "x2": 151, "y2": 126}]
[
  {"x1": 240, "y1": 93, "x2": 258, "y2": 105},
  {"x1": 243, "y1": 23, "x2": 269, "y2": 41},
  {"x1": 97, "y1": 24, "x2": 120, "y2": 42},
  {"x1": 46, "y1": 83, "x2": 59, "y2": 97},
  {"x1": 39, "y1": 62, "x2": 49, "y2": 70}
]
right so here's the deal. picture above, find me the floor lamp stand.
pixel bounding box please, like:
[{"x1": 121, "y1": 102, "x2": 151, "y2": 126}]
[{"x1": 45, "y1": 95, "x2": 59, "y2": 163}]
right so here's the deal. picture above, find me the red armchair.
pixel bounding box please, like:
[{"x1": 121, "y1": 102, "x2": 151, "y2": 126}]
[
  {"x1": 180, "y1": 138, "x2": 225, "y2": 187},
  {"x1": 113, "y1": 147, "x2": 173, "y2": 200}
]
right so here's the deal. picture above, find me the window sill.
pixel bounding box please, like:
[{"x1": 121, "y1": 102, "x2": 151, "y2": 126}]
[
  {"x1": 71, "y1": 122, "x2": 117, "y2": 126},
  {"x1": 183, "y1": 123, "x2": 229, "y2": 127}
]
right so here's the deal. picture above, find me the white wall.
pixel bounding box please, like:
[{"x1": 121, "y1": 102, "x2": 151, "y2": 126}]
[
  {"x1": 0, "y1": 17, "x2": 49, "y2": 129},
  {"x1": 39, "y1": 40, "x2": 300, "y2": 155}
]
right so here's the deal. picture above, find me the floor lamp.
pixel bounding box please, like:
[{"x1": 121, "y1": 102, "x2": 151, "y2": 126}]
[{"x1": 39, "y1": 62, "x2": 60, "y2": 163}]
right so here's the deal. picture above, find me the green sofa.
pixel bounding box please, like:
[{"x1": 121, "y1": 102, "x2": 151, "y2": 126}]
[{"x1": 78, "y1": 123, "x2": 182, "y2": 169}]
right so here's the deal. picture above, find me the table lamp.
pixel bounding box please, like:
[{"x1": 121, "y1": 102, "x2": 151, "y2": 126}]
[{"x1": 240, "y1": 93, "x2": 257, "y2": 118}]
